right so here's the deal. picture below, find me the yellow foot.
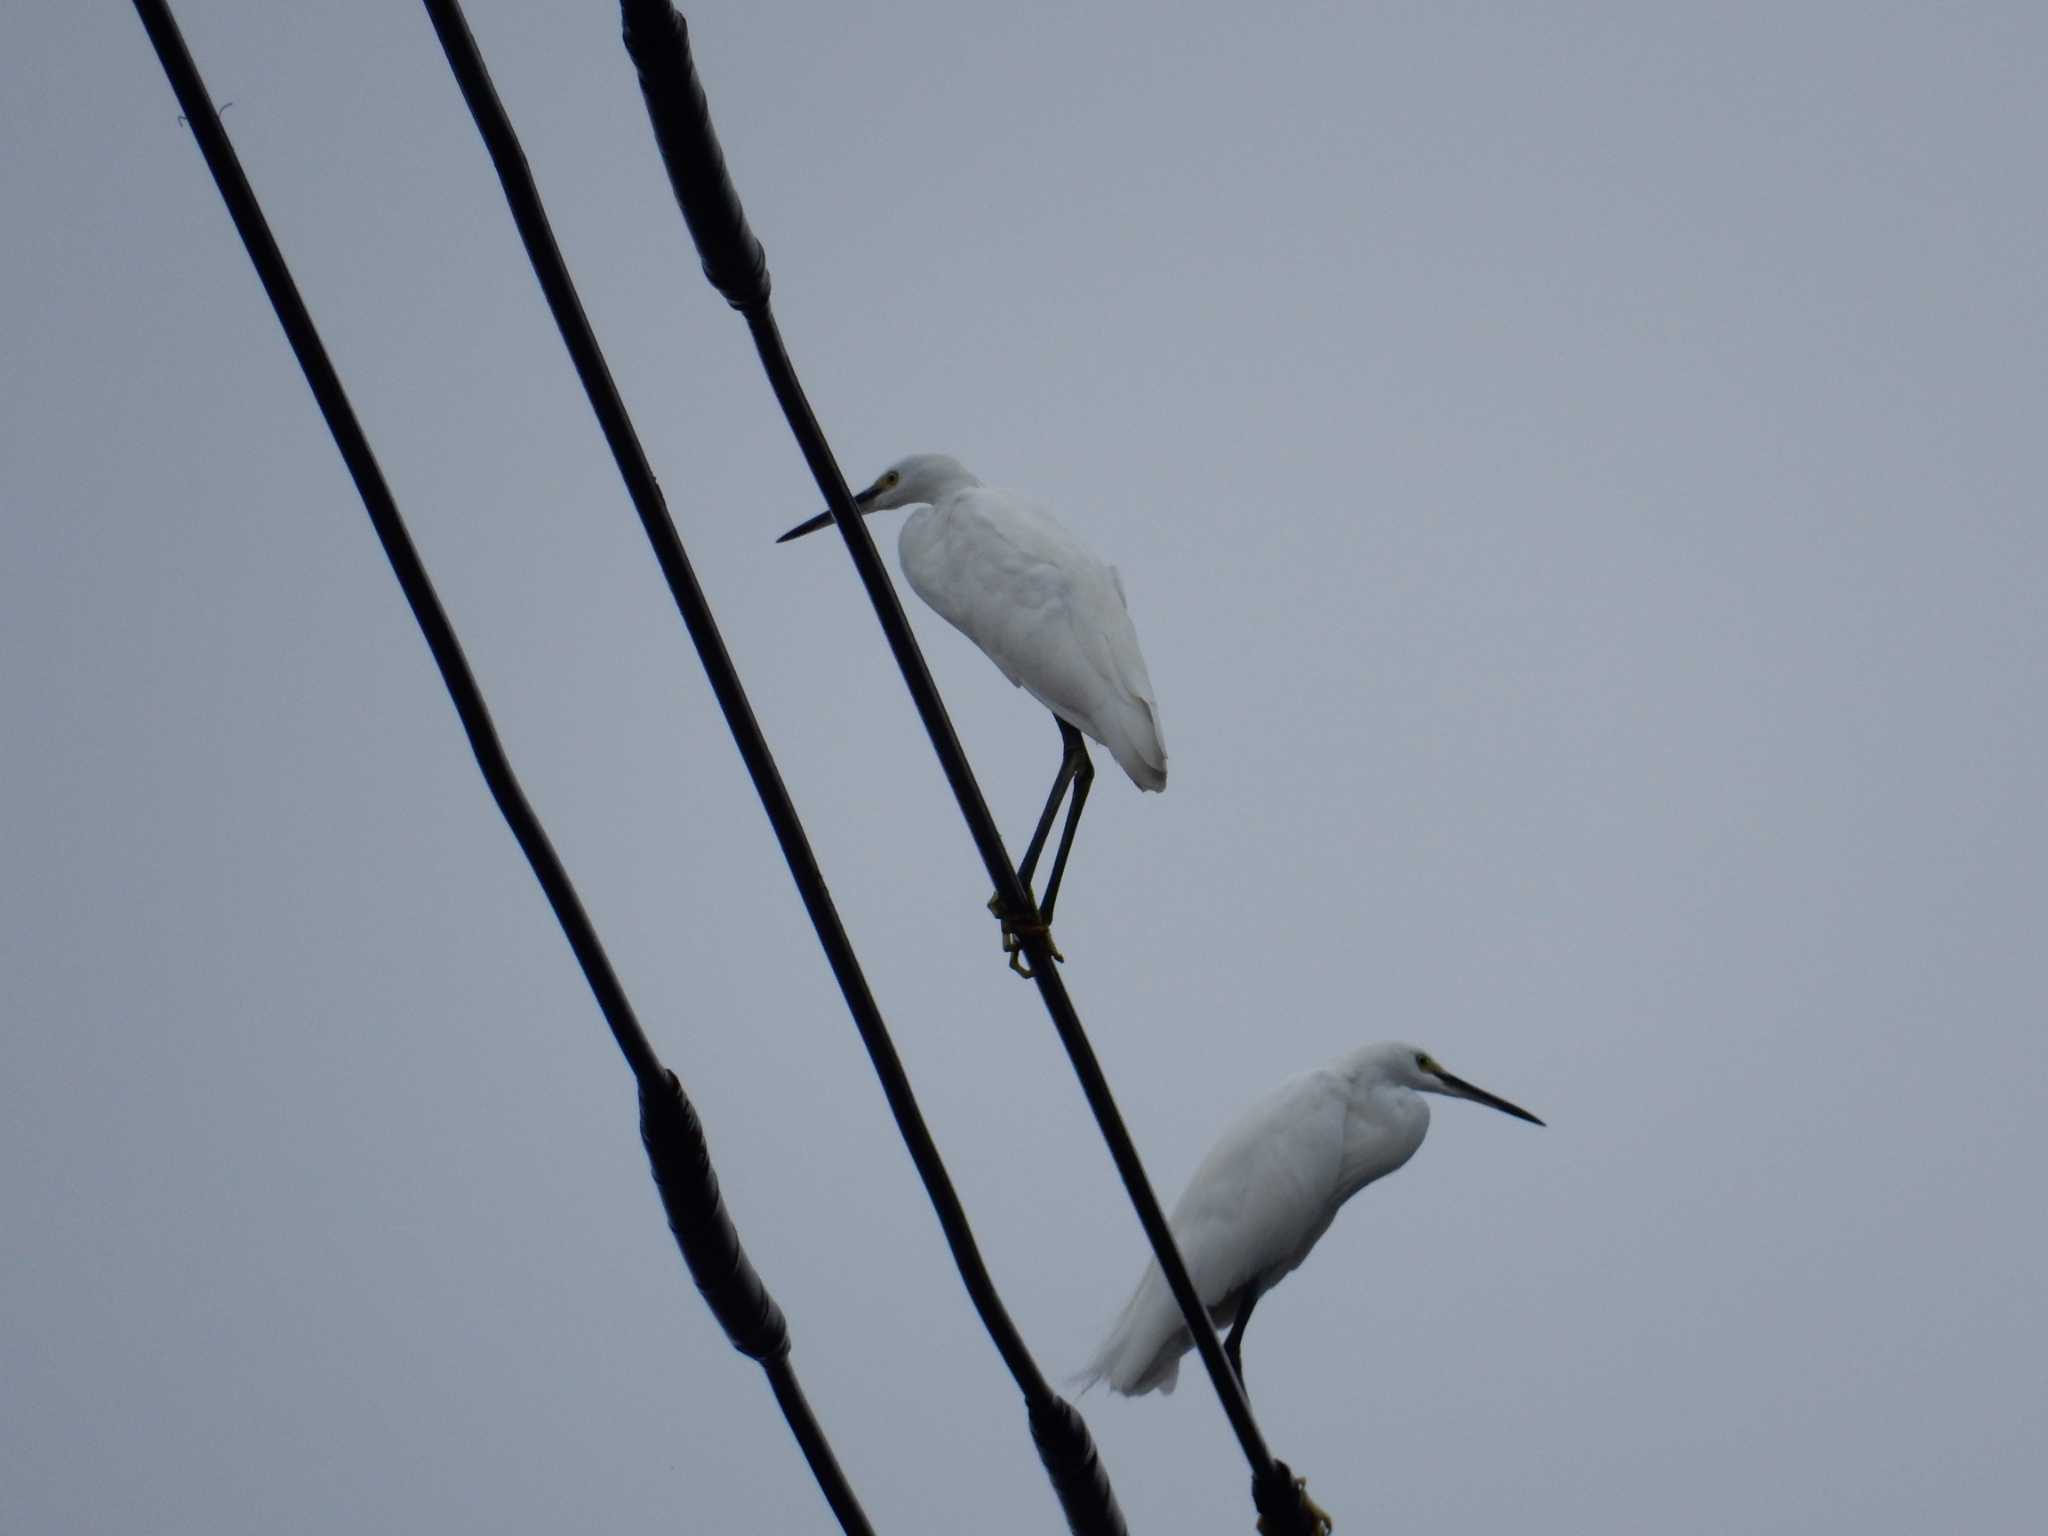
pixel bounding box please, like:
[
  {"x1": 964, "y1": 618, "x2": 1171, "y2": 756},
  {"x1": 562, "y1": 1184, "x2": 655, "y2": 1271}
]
[
  {"x1": 987, "y1": 892, "x2": 1064, "y2": 978},
  {"x1": 1255, "y1": 1477, "x2": 1333, "y2": 1536}
]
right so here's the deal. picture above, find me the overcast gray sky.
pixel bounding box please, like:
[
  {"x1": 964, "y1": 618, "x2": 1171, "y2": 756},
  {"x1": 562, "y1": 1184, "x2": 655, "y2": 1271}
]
[{"x1": 5, "y1": 3, "x2": 2045, "y2": 1532}]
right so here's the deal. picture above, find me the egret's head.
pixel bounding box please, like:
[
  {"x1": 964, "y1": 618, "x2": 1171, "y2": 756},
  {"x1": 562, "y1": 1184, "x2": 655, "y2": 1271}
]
[
  {"x1": 776, "y1": 454, "x2": 979, "y2": 542},
  {"x1": 856, "y1": 453, "x2": 975, "y2": 513},
  {"x1": 1389, "y1": 1042, "x2": 1545, "y2": 1126}
]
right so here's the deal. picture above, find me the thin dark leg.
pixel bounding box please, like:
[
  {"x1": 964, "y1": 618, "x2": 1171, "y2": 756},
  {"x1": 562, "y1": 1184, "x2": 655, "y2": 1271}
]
[
  {"x1": 1015, "y1": 720, "x2": 1089, "y2": 897},
  {"x1": 1037, "y1": 743, "x2": 1094, "y2": 923},
  {"x1": 1224, "y1": 1287, "x2": 1260, "y2": 1394},
  {"x1": 992, "y1": 721, "x2": 1088, "y2": 976}
]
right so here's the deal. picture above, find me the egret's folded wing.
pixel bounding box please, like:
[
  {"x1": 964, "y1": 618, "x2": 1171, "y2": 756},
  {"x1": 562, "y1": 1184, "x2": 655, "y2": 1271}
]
[
  {"x1": 899, "y1": 490, "x2": 1165, "y2": 787},
  {"x1": 1168, "y1": 1070, "x2": 1351, "y2": 1307},
  {"x1": 1081, "y1": 1071, "x2": 1347, "y2": 1395}
]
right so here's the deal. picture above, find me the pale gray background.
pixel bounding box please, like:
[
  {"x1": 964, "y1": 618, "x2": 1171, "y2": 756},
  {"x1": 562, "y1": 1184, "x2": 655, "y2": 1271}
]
[{"x1": 5, "y1": 3, "x2": 2044, "y2": 1532}]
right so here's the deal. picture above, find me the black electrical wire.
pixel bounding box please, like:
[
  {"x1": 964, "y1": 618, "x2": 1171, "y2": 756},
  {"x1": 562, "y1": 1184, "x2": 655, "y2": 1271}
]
[
  {"x1": 415, "y1": 3, "x2": 1126, "y2": 1534},
  {"x1": 128, "y1": 5, "x2": 871, "y2": 1533},
  {"x1": 617, "y1": 6, "x2": 1329, "y2": 1532}
]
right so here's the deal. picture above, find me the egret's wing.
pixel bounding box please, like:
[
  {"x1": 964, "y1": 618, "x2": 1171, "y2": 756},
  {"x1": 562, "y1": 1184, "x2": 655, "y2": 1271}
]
[
  {"x1": 899, "y1": 490, "x2": 1109, "y2": 701},
  {"x1": 1084, "y1": 561, "x2": 1167, "y2": 786},
  {"x1": 1106, "y1": 565, "x2": 1158, "y2": 708},
  {"x1": 899, "y1": 489, "x2": 1166, "y2": 787},
  {"x1": 1080, "y1": 1071, "x2": 1348, "y2": 1395},
  {"x1": 1168, "y1": 1071, "x2": 1351, "y2": 1307}
]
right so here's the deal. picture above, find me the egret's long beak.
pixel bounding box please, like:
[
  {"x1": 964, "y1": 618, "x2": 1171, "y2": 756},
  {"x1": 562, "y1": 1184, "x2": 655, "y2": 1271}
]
[
  {"x1": 775, "y1": 477, "x2": 884, "y2": 544},
  {"x1": 1434, "y1": 1069, "x2": 1545, "y2": 1126}
]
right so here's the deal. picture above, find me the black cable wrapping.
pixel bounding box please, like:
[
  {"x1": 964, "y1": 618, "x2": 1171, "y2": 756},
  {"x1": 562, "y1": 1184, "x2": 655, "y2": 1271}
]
[
  {"x1": 1027, "y1": 1395, "x2": 1126, "y2": 1536},
  {"x1": 620, "y1": 2, "x2": 769, "y2": 311},
  {"x1": 639, "y1": 1069, "x2": 789, "y2": 1364}
]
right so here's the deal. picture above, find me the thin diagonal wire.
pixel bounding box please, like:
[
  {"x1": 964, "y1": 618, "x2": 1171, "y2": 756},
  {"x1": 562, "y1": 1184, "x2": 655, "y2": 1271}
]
[
  {"x1": 744, "y1": 303, "x2": 1302, "y2": 1520},
  {"x1": 128, "y1": 5, "x2": 871, "y2": 1533},
  {"x1": 615, "y1": 8, "x2": 1325, "y2": 1529},
  {"x1": 415, "y1": 4, "x2": 1125, "y2": 1534}
]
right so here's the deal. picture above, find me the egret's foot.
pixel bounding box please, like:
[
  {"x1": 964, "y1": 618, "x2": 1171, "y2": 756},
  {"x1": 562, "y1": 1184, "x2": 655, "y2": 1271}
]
[
  {"x1": 1254, "y1": 1477, "x2": 1333, "y2": 1536},
  {"x1": 987, "y1": 892, "x2": 1064, "y2": 978}
]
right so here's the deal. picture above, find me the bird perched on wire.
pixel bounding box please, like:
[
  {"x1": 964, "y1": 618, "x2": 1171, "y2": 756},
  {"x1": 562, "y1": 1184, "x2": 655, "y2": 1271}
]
[
  {"x1": 778, "y1": 454, "x2": 1165, "y2": 971},
  {"x1": 1080, "y1": 1041, "x2": 1542, "y2": 1397}
]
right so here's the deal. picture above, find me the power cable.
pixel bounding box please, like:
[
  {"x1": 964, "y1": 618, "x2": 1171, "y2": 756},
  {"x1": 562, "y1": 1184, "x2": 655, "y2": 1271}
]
[{"x1": 130, "y1": 3, "x2": 872, "y2": 1530}]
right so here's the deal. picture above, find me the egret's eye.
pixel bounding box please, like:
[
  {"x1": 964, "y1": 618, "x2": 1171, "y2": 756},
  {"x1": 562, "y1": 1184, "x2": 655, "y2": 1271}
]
[
  {"x1": 884, "y1": 471, "x2": 900, "y2": 487},
  {"x1": 1415, "y1": 1052, "x2": 1438, "y2": 1074}
]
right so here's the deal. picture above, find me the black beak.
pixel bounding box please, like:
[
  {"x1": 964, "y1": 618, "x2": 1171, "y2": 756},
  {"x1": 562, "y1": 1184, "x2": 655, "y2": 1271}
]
[
  {"x1": 775, "y1": 508, "x2": 836, "y2": 543},
  {"x1": 1435, "y1": 1070, "x2": 1545, "y2": 1126},
  {"x1": 775, "y1": 481, "x2": 880, "y2": 544}
]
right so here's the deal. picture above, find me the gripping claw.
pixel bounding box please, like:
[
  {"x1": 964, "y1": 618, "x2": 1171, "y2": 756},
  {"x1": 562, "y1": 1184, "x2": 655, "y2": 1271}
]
[{"x1": 988, "y1": 892, "x2": 1063, "y2": 978}]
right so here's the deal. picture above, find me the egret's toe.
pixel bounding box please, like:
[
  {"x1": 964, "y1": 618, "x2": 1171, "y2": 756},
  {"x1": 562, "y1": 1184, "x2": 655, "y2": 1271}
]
[{"x1": 988, "y1": 893, "x2": 1063, "y2": 978}]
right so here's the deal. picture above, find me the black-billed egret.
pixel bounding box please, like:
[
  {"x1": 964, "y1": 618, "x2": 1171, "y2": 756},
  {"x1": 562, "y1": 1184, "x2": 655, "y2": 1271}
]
[
  {"x1": 779, "y1": 454, "x2": 1166, "y2": 969},
  {"x1": 1081, "y1": 1041, "x2": 1542, "y2": 1396}
]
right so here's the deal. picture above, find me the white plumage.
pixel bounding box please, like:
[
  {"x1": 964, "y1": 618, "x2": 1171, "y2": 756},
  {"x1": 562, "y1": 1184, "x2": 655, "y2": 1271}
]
[{"x1": 1081, "y1": 1041, "x2": 1542, "y2": 1397}]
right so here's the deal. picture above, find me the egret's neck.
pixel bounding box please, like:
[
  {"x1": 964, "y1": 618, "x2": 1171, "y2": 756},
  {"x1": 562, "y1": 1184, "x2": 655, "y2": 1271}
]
[
  {"x1": 908, "y1": 462, "x2": 982, "y2": 506},
  {"x1": 1367, "y1": 1080, "x2": 1431, "y2": 1141},
  {"x1": 1336, "y1": 1080, "x2": 1430, "y2": 1198}
]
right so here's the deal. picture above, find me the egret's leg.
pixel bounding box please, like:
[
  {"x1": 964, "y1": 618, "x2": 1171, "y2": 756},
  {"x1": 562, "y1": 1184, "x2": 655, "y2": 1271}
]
[
  {"x1": 1037, "y1": 745, "x2": 1094, "y2": 923},
  {"x1": 992, "y1": 721, "x2": 1088, "y2": 976},
  {"x1": 1224, "y1": 1287, "x2": 1261, "y2": 1393},
  {"x1": 1015, "y1": 721, "x2": 1089, "y2": 897}
]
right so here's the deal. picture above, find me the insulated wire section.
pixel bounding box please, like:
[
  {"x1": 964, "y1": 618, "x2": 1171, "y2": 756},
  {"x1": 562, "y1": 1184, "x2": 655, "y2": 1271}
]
[
  {"x1": 640, "y1": 1070, "x2": 872, "y2": 1536},
  {"x1": 617, "y1": 6, "x2": 1332, "y2": 1534},
  {"x1": 128, "y1": 5, "x2": 872, "y2": 1534},
  {"x1": 416, "y1": 3, "x2": 1127, "y2": 1534}
]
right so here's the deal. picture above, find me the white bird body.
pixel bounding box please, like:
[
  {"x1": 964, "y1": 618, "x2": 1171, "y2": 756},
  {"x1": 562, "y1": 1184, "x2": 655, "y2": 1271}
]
[
  {"x1": 1082, "y1": 1041, "x2": 1540, "y2": 1397},
  {"x1": 895, "y1": 475, "x2": 1166, "y2": 792}
]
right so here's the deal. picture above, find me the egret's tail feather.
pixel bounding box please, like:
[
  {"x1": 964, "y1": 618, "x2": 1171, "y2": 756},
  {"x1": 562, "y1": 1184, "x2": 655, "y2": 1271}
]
[
  {"x1": 1081, "y1": 1265, "x2": 1192, "y2": 1397},
  {"x1": 1106, "y1": 697, "x2": 1167, "y2": 792}
]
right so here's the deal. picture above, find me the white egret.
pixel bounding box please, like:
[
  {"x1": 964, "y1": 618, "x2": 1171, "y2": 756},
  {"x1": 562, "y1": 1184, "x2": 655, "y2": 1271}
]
[
  {"x1": 1080, "y1": 1041, "x2": 1542, "y2": 1397},
  {"x1": 778, "y1": 455, "x2": 1166, "y2": 966}
]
